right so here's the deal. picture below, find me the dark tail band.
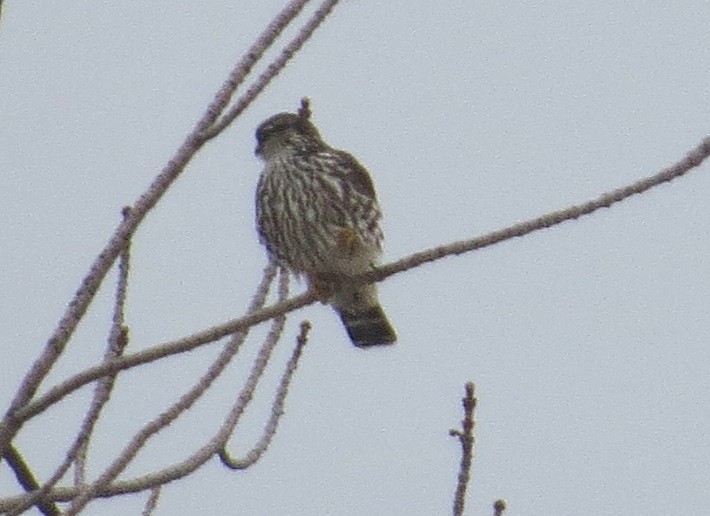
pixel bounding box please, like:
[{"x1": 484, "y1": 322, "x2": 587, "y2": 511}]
[{"x1": 337, "y1": 304, "x2": 397, "y2": 347}]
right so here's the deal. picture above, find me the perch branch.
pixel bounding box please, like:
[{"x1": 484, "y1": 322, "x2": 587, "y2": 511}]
[
  {"x1": 366, "y1": 136, "x2": 710, "y2": 284},
  {"x1": 9, "y1": 136, "x2": 710, "y2": 430},
  {"x1": 0, "y1": 0, "x2": 317, "y2": 454}
]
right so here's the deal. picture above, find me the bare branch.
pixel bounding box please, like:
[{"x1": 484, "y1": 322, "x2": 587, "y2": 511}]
[
  {"x1": 0, "y1": 270, "x2": 299, "y2": 508},
  {"x1": 201, "y1": 0, "x2": 312, "y2": 132},
  {"x1": 90, "y1": 272, "x2": 297, "y2": 490},
  {"x1": 3, "y1": 0, "x2": 708, "y2": 508},
  {"x1": 141, "y1": 486, "x2": 161, "y2": 516},
  {"x1": 2, "y1": 445, "x2": 59, "y2": 516},
  {"x1": 450, "y1": 382, "x2": 477, "y2": 516},
  {"x1": 201, "y1": 0, "x2": 342, "y2": 140},
  {"x1": 9, "y1": 136, "x2": 710, "y2": 433},
  {"x1": 220, "y1": 320, "x2": 312, "y2": 469},
  {"x1": 74, "y1": 208, "x2": 133, "y2": 485},
  {"x1": 0, "y1": 0, "x2": 317, "y2": 452},
  {"x1": 64, "y1": 265, "x2": 278, "y2": 514},
  {"x1": 7, "y1": 218, "x2": 134, "y2": 515},
  {"x1": 367, "y1": 136, "x2": 710, "y2": 284},
  {"x1": 11, "y1": 290, "x2": 316, "y2": 426}
]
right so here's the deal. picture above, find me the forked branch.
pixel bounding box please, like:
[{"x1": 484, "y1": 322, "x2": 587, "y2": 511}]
[{"x1": 220, "y1": 320, "x2": 312, "y2": 469}]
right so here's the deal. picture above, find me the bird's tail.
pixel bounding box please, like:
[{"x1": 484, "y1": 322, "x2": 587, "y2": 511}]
[{"x1": 333, "y1": 284, "x2": 397, "y2": 347}]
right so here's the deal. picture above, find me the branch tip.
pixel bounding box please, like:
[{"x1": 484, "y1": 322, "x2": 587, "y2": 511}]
[
  {"x1": 493, "y1": 498, "x2": 507, "y2": 516},
  {"x1": 298, "y1": 97, "x2": 312, "y2": 121},
  {"x1": 451, "y1": 381, "x2": 477, "y2": 516},
  {"x1": 297, "y1": 320, "x2": 312, "y2": 343}
]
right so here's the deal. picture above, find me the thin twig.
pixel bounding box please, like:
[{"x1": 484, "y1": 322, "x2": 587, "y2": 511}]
[
  {"x1": 201, "y1": 0, "x2": 342, "y2": 140},
  {"x1": 220, "y1": 320, "x2": 311, "y2": 469},
  {"x1": 7, "y1": 211, "x2": 134, "y2": 516},
  {"x1": 0, "y1": 269, "x2": 294, "y2": 509},
  {"x1": 2, "y1": 444, "x2": 59, "y2": 516},
  {"x1": 4, "y1": 208, "x2": 132, "y2": 515},
  {"x1": 201, "y1": 0, "x2": 312, "y2": 132},
  {"x1": 450, "y1": 382, "x2": 477, "y2": 516},
  {"x1": 141, "y1": 486, "x2": 161, "y2": 516},
  {"x1": 214, "y1": 268, "x2": 291, "y2": 468},
  {"x1": 74, "y1": 208, "x2": 133, "y2": 484},
  {"x1": 0, "y1": 0, "x2": 314, "y2": 454},
  {"x1": 9, "y1": 136, "x2": 710, "y2": 430},
  {"x1": 64, "y1": 265, "x2": 278, "y2": 514},
  {"x1": 2, "y1": 136, "x2": 709, "y2": 510},
  {"x1": 365, "y1": 136, "x2": 710, "y2": 284},
  {"x1": 11, "y1": 291, "x2": 315, "y2": 425},
  {"x1": 216, "y1": 268, "x2": 291, "y2": 447}
]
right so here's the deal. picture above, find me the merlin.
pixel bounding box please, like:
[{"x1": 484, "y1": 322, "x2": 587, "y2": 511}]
[{"x1": 254, "y1": 106, "x2": 397, "y2": 347}]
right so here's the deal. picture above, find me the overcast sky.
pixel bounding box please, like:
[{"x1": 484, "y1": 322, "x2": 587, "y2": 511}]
[{"x1": 2, "y1": 2, "x2": 710, "y2": 515}]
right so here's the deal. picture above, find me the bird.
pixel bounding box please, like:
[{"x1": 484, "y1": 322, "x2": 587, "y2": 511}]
[{"x1": 254, "y1": 103, "x2": 397, "y2": 347}]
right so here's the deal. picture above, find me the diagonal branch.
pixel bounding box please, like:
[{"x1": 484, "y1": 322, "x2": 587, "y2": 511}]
[
  {"x1": 6, "y1": 211, "x2": 134, "y2": 516},
  {"x1": 12, "y1": 291, "x2": 316, "y2": 425},
  {"x1": 8, "y1": 269, "x2": 300, "y2": 508},
  {"x1": 202, "y1": 0, "x2": 342, "y2": 140},
  {"x1": 142, "y1": 486, "x2": 161, "y2": 516},
  {"x1": 201, "y1": 0, "x2": 312, "y2": 132},
  {"x1": 366, "y1": 136, "x2": 710, "y2": 284},
  {"x1": 8, "y1": 135, "x2": 710, "y2": 432},
  {"x1": 2, "y1": 445, "x2": 59, "y2": 516},
  {"x1": 64, "y1": 264, "x2": 278, "y2": 514},
  {"x1": 0, "y1": 0, "x2": 317, "y2": 453},
  {"x1": 0, "y1": 139, "x2": 702, "y2": 515}
]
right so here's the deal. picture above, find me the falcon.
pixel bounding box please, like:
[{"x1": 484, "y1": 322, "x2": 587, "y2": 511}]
[{"x1": 255, "y1": 107, "x2": 396, "y2": 347}]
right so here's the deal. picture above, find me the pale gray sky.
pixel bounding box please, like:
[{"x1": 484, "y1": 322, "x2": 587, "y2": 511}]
[{"x1": 2, "y1": 2, "x2": 710, "y2": 515}]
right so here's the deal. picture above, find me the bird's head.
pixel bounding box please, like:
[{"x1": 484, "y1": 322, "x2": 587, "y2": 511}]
[{"x1": 255, "y1": 112, "x2": 324, "y2": 159}]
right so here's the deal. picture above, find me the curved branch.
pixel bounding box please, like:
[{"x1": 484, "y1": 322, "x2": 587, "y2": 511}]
[
  {"x1": 0, "y1": 0, "x2": 315, "y2": 450},
  {"x1": 10, "y1": 136, "x2": 710, "y2": 429},
  {"x1": 219, "y1": 320, "x2": 311, "y2": 469},
  {"x1": 18, "y1": 271, "x2": 295, "y2": 510},
  {"x1": 0, "y1": 315, "x2": 312, "y2": 509},
  {"x1": 63, "y1": 265, "x2": 278, "y2": 514},
  {"x1": 4, "y1": 136, "x2": 709, "y2": 511}
]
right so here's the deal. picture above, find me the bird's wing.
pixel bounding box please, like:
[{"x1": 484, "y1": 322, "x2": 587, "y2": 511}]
[{"x1": 330, "y1": 150, "x2": 378, "y2": 201}]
